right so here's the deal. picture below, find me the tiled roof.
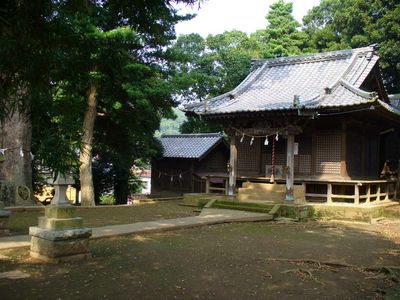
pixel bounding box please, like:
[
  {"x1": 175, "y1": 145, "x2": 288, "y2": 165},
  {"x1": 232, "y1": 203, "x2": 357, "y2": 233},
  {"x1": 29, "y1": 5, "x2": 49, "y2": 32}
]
[
  {"x1": 389, "y1": 94, "x2": 400, "y2": 109},
  {"x1": 160, "y1": 133, "x2": 225, "y2": 159},
  {"x1": 184, "y1": 46, "x2": 398, "y2": 116}
]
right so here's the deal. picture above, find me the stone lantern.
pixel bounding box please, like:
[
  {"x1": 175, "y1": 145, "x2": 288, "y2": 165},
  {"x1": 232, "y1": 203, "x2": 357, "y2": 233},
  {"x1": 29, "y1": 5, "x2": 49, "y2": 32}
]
[{"x1": 29, "y1": 174, "x2": 91, "y2": 262}]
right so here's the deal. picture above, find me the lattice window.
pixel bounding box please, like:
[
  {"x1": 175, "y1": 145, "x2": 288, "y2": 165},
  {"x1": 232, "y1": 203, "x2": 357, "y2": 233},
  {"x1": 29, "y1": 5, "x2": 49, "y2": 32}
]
[
  {"x1": 294, "y1": 154, "x2": 311, "y2": 174},
  {"x1": 315, "y1": 135, "x2": 341, "y2": 174}
]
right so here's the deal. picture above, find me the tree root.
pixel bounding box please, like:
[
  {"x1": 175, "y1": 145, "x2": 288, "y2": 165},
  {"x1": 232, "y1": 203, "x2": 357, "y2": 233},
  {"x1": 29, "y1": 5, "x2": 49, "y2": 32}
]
[
  {"x1": 281, "y1": 268, "x2": 325, "y2": 285},
  {"x1": 268, "y1": 258, "x2": 400, "y2": 283}
]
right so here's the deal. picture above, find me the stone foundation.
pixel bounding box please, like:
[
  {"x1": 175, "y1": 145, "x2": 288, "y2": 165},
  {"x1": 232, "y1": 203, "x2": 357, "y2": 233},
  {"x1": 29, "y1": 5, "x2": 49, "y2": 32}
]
[{"x1": 29, "y1": 204, "x2": 91, "y2": 263}]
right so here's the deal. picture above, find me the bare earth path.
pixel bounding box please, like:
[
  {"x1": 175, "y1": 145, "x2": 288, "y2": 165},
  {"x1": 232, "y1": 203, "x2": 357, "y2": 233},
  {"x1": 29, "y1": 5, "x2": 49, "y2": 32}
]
[{"x1": 1, "y1": 219, "x2": 399, "y2": 299}]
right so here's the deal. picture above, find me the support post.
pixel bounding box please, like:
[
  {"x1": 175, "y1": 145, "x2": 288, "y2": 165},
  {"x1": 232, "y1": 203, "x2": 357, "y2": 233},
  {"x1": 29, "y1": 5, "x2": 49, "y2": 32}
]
[
  {"x1": 366, "y1": 185, "x2": 371, "y2": 204},
  {"x1": 285, "y1": 134, "x2": 295, "y2": 201},
  {"x1": 228, "y1": 134, "x2": 237, "y2": 196},
  {"x1": 205, "y1": 177, "x2": 210, "y2": 194},
  {"x1": 340, "y1": 120, "x2": 348, "y2": 178},
  {"x1": 327, "y1": 183, "x2": 332, "y2": 204}
]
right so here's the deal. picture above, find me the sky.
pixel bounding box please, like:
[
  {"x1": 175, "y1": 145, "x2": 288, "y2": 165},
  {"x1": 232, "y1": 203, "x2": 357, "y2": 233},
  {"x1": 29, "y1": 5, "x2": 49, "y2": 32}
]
[{"x1": 175, "y1": 0, "x2": 321, "y2": 37}]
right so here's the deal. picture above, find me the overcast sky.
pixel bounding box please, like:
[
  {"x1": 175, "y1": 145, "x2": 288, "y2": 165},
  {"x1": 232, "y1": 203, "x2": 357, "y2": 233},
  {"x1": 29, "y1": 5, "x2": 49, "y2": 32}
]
[{"x1": 175, "y1": 0, "x2": 321, "y2": 37}]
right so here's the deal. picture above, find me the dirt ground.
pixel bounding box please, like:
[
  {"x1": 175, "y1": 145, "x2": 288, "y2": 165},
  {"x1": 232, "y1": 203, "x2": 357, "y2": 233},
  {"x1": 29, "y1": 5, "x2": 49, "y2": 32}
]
[{"x1": 1, "y1": 219, "x2": 399, "y2": 299}]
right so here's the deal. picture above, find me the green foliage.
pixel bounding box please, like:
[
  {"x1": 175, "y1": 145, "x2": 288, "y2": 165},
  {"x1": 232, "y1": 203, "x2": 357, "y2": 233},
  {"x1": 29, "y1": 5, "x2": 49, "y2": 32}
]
[
  {"x1": 172, "y1": 0, "x2": 311, "y2": 133},
  {"x1": 156, "y1": 107, "x2": 187, "y2": 136},
  {"x1": 0, "y1": 0, "x2": 202, "y2": 204},
  {"x1": 169, "y1": 30, "x2": 254, "y2": 133},
  {"x1": 248, "y1": 0, "x2": 310, "y2": 58},
  {"x1": 179, "y1": 115, "x2": 223, "y2": 134},
  {"x1": 303, "y1": 0, "x2": 400, "y2": 92},
  {"x1": 99, "y1": 194, "x2": 116, "y2": 205}
]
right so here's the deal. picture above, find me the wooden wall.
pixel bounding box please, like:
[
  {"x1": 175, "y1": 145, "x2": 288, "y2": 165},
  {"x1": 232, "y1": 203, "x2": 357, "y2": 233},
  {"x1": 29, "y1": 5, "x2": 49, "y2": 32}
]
[
  {"x1": 234, "y1": 117, "x2": 384, "y2": 180},
  {"x1": 197, "y1": 143, "x2": 229, "y2": 173},
  {"x1": 151, "y1": 143, "x2": 229, "y2": 195}
]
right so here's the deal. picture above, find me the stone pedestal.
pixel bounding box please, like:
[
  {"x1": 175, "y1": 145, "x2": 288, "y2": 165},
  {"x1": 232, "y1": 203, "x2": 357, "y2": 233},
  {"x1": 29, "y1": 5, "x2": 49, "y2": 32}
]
[
  {"x1": 29, "y1": 175, "x2": 91, "y2": 263},
  {"x1": 0, "y1": 202, "x2": 11, "y2": 234}
]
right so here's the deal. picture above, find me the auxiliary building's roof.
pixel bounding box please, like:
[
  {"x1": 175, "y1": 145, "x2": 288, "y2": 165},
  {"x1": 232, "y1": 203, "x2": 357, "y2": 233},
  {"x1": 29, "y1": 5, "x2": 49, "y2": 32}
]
[
  {"x1": 184, "y1": 45, "x2": 400, "y2": 117},
  {"x1": 160, "y1": 133, "x2": 225, "y2": 159}
]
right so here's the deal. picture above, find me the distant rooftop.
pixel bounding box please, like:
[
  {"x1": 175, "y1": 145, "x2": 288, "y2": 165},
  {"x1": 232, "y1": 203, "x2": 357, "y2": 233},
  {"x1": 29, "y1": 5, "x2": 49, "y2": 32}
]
[{"x1": 160, "y1": 133, "x2": 225, "y2": 159}]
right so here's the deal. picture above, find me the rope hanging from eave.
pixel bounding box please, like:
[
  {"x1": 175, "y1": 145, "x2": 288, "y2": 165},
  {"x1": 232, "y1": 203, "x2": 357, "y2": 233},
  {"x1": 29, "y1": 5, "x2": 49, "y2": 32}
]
[{"x1": 270, "y1": 136, "x2": 276, "y2": 183}]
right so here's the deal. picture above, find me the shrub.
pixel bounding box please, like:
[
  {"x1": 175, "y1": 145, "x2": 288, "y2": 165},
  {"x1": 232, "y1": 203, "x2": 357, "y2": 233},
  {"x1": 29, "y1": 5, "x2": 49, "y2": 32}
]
[{"x1": 99, "y1": 194, "x2": 116, "y2": 205}]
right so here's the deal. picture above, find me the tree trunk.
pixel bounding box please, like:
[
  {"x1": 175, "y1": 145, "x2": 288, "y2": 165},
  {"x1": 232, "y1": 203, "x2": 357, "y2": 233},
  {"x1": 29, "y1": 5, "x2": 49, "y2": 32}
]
[
  {"x1": 0, "y1": 108, "x2": 34, "y2": 206},
  {"x1": 79, "y1": 81, "x2": 98, "y2": 206},
  {"x1": 114, "y1": 166, "x2": 130, "y2": 205}
]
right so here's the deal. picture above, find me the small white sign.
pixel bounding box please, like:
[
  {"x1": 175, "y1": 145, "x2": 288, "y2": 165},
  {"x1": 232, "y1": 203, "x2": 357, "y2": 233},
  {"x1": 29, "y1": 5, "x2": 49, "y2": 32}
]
[{"x1": 294, "y1": 143, "x2": 299, "y2": 155}]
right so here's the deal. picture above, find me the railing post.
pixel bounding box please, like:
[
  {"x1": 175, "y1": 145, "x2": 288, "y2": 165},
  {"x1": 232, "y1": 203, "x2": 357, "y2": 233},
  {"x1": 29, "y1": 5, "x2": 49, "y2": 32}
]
[
  {"x1": 385, "y1": 183, "x2": 389, "y2": 201},
  {"x1": 354, "y1": 184, "x2": 360, "y2": 205},
  {"x1": 366, "y1": 185, "x2": 371, "y2": 204},
  {"x1": 376, "y1": 184, "x2": 381, "y2": 202}
]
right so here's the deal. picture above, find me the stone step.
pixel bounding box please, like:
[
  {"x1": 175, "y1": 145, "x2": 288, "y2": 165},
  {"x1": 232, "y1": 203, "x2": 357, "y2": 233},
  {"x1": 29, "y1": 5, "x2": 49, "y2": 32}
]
[
  {"x1": 237, "y1": 194, "x2": 284, "y2": 202},
  {"x1": 242, "y1": 182, "x2": 287, "y2": 191},
  {"x1": 239, "y1": 182, "x2": 306, "y2": 202},
  {"x1": 238, "y1": 188, "x2": 285, "y2": 195}
]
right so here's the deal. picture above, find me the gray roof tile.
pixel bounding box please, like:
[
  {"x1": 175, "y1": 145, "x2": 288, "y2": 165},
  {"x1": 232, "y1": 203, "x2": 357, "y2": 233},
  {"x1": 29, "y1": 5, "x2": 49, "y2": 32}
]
[
  {"x1": 184, "y1": 46, "x2": 397, "y2": 116},
  {"x1": 160, "y1": 133, "x2": 225, "y2": 159}
]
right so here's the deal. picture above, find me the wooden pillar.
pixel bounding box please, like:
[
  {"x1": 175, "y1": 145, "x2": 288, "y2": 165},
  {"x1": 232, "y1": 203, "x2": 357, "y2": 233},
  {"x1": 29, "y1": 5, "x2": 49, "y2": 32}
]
[
  {"x1": 340, "y1": 120, "x2": 348, "y2": 178},
  {"x1": 327, "y1": 183, "x2": 332, "y2": 204},
  {"x1": 366, "y1": 185, "x2": 371, "y2": 204},
  {"x1": 205, "y1": 177, "x2": 210, "y2": 194},
  {"x1": 228, "y1": 134, "x2": 237, "y2": 196},
  {"x1": 285, "y1": 134, "x2": 295, "y2": 201}
]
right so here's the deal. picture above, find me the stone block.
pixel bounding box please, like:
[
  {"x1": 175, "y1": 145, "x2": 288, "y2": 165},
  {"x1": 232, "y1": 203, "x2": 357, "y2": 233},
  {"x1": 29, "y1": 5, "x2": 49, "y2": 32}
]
[
  {"x1": 38, "y1": 216, "x2": 83, "y2": 230},
  {"x1": 45, "y1": 204, "x2": 76, "y2": 219},
  {"x1": 30, "y1": 236, "x2": 91, "y2": 262},
  {"x1": 29, "y1": 226, "x2": 92, "y2": 241}
]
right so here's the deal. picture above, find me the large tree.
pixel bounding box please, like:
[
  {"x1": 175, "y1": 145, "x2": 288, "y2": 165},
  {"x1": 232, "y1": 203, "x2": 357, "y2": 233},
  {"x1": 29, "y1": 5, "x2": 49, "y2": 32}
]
[
  {"x1": 0, "y1": 1, "x2": 54, "y2": 206},
  {"x1": 0, "y1": 0, "x2": 200, "y2": 206},
  {"x1": 248, "y1": 0, "x2": 310, "y2": 59}
]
